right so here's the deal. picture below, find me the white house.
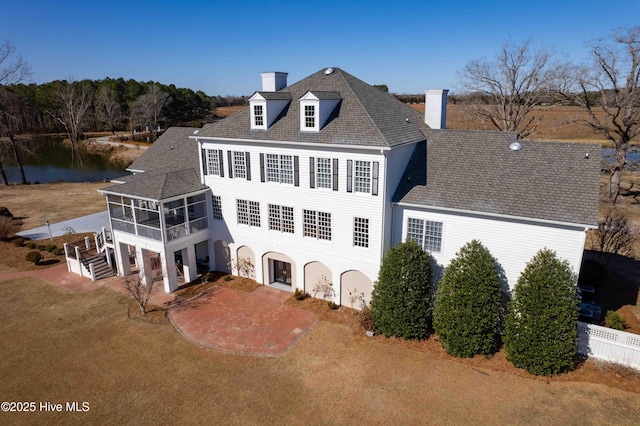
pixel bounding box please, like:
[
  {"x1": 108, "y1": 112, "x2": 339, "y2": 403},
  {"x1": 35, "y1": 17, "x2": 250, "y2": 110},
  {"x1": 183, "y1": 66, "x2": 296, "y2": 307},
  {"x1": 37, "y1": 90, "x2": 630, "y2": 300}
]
[{"x1": 87, "y1": 67, "x2": 600, "y2": 307}]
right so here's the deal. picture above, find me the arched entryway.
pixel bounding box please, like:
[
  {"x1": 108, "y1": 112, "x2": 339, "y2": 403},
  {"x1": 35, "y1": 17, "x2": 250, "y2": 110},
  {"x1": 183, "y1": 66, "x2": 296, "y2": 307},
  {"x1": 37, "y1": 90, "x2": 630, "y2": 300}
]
[
  {"x1": 213, "y1": 240, "x2": 230, "y2": 273},
  {"x1": 340, "y1": 270, "x2": 373, "y2": 309},
  {"x1": 262, "y1": 252, "x2": 296, "y2": 291},
  {"x1": 304, "y1": 261, "x2": 332, "y2": 297}
]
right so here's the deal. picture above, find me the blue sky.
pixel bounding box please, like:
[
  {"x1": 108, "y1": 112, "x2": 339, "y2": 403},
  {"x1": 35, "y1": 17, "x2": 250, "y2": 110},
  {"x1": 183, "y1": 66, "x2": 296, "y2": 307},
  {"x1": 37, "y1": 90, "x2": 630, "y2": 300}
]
[{"x1": 2, "y1": 0, "x2": 639, "y2": 96}]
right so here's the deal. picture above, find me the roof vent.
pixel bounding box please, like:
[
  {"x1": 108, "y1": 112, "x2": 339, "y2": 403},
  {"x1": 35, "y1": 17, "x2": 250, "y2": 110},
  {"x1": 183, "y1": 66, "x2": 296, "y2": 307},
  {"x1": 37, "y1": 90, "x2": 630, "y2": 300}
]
[
  {"x1": 193, "y1": 129, "x2": 199, "y2": 134},
  {"x1": 509, "y1": 142, "x2": 523, "y2": 151},
  {"x1": 324, "y1": 68, "x2": 334, "y2": 75}
]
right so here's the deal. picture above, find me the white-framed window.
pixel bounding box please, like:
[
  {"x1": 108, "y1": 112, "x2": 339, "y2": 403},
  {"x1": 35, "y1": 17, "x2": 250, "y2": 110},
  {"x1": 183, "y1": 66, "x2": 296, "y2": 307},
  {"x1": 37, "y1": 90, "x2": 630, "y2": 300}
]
[
  {"x1": 407, "y1": 218, "x2": 443, "y2": 253},
  {"x1": 317, "y1": 158, "x2": 332, "y2": 189},
  {"x1": 237, "y1": 199, "x2": 260, "y2": 227},
  {"x1": 233, "y1": 151, "x2": 247, "y2": 179},
  {"x1": 206, "y1": 150, "x2": 220, "y2": 176},
  {"x1": 304, "y1": 105, "x2": 315, "y2": 128},
  {"x1": 353, "y1": 217, "x2": 369, "y2": 248},
  {"x1": 212, "y1": 195, "x2": 223, "y2": 220},
  {"x1": 303, "y1": 209, "x2": 331, "y2": 240},
  {"x1": 354, "y1": 160, "x2": 371, "y2": 193},
  {"x1": 268, "y1": 204, "x2": 295, "y2": 233},
  {"x1": 266, "y1": 154, "x2": 293, "y2": 184},
  {"x1": 254, "y1": 104, "x2": 264, "y2": 127}
]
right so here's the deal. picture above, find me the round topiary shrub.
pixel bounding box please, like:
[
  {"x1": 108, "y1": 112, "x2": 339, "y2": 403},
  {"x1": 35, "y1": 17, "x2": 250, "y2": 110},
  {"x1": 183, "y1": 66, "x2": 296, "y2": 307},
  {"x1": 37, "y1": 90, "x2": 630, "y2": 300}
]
[
  {"x1": 504, "y1": 249, "x2": 579, "y2": 376},
  {"x1": 433, "y1": 240, "x2": 502, "y2": 358},
  {"x1": 26, "y1": 251, "x2": 43, "y2": 265},
  {"x1": 26, "y1": 242, "x2": 36, "y2": 249},
  {"x1": 604, "y1": 310, "x2": 626, "y2": 330},
  {"x1": 12, "y1": 238, "x2": 24, "y2": 247},
  {"x1": 370, "y1": 240, "x2": 433, "y2": 340}
]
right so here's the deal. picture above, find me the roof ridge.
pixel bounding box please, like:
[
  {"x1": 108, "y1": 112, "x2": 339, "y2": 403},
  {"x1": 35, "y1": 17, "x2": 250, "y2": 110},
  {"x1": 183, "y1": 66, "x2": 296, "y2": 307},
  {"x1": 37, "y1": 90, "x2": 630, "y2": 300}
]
[{"x1": 335, "y1": 69, "x2": 391, "y2": 146}]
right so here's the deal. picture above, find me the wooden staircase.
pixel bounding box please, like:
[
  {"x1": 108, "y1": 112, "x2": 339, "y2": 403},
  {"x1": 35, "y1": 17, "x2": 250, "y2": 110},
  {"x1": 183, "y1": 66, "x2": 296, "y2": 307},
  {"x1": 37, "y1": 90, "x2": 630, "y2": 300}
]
[{"x1": 79, "y1": 253, "x2": 116, "y2": 280}]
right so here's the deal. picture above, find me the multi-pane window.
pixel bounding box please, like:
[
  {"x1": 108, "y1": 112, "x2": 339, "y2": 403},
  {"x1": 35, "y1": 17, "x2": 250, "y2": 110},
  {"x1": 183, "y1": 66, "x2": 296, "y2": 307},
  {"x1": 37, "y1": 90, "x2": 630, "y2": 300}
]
[
  {"x1": 254, "y1": 105, "x2": 264, "y2": 127},
  {"x1": 266, "y1": 154, "x2": 293, "y2": 184},
  {"x1": 212, "y1": 195, "x2": 223, "y2": 220},
  {"x1": 237, "y1": 199, "x2": 260, "y2": 227},
  {"x1": 407, "y1": 218, "x2": 443, "y2": 253},
  {"x1": 354, "y1": 161, "x2": 371, "y2": 193},
  {"x1": 233, "y1": 151, "x2": 247, "y2": 179},
  {"x1": 206, "y1": 149, "x2": 220, "y2": 175},
  {"x1": 304, "y1": 105, "x2": 315, "y2": 128},
  {"x1": 303, "y1": 209, "x2": 331, "y2": 240},
  {"x1": 353, "y1": 217, "x2": 369, "y2": 248},
  {"x1": 317, "y1": 158, "x2": 332, "y2": 189},
  {"x1": 268, "y1": 204, "x2": 295, "y2": 233}
]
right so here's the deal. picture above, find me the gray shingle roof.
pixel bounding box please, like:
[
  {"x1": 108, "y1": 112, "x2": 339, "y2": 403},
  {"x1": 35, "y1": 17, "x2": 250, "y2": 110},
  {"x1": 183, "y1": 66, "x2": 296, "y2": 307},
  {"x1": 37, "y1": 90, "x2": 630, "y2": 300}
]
[
  {"x1": 100, "y1": 168, "x2": 207, "y2": 201},
  {"x1": 128, "y1": 126, "x2": 200, "y2": 173},
  {"x1": 103, "y1": 126, "x2": 207, "y2": 200},
  {"x1": 198, "y1": 68, "x2": 427, "y2": 147},
  {"x1": 256, "y1": 92, "x2": 292, "y2": 100},
  {"x1": 393, "y1": 129, "x2": 601, "y2": 226}
]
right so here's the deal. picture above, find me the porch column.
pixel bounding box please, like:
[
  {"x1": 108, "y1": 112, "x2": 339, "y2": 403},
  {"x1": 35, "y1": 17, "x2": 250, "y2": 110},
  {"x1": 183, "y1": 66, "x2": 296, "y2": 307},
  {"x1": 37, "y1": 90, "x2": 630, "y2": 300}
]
[
  {"x1": 207, "y1": 238, "x2": 216, "y2": 271},
  {"x1": 160, "y1": 248, "x2": 178, "y2": 293},
  {"x1": 182, "y1": 245, "x2": 198, "y2": 283},
  {"x1": 135, "y1": 247, "x2": 153, "y2": 285}
]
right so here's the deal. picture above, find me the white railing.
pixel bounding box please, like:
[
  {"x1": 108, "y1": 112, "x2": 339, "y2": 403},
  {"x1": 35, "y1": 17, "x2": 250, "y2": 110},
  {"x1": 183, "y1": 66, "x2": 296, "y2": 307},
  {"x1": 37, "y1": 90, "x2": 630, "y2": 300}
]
[
  {"x1": 112, "y1": 218, "x2": 135, "y2": 234},
  {"x1": 189, "y1": 217, "x2": 208, "y2": 234},
  {"x1": 136, "y1": 223, "x2": 162, "y2": 241},
  {"x1": 166, "y1": 223, "x2": 187, "y2": 241},
  {"x1": 577, "y1": 321, "x2": 640, "y2": 370}
]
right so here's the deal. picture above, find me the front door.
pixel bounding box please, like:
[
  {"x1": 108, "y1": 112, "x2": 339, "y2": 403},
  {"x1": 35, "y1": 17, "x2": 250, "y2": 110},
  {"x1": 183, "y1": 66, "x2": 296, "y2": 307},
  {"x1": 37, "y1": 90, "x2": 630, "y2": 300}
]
[{"x1": 273, "y1": 260, "x2": 291, "y2": 286}]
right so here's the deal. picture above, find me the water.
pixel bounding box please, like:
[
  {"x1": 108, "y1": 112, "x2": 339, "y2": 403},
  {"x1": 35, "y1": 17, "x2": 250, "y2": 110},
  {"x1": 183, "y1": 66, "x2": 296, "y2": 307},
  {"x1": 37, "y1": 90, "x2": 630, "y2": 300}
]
[{"x1": 4, "y1": 136, "x2": 128, "y2": 184}]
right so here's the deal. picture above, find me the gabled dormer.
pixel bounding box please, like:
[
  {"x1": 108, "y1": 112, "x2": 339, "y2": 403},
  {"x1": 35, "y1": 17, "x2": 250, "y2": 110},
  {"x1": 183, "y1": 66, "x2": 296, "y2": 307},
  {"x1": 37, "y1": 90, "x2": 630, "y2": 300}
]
[
  {"x1": 249, "y1": 91, "x2": 292, "y2": 130},
  {"x1": 299, "y1": 91, "x2": 341, "y2": 132}
]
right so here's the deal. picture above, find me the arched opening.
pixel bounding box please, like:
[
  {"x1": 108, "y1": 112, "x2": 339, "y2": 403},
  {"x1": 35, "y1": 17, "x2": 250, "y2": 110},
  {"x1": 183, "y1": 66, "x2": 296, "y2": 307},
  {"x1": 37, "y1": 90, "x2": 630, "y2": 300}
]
[
  {"x1": 340, "y1": 270, "x2": 373, "y2": 309},
  {"x1": 304, "y1": 261, "x2": 332, "y2": 298},
  {"x1": 235, "y1": 245, "x2": 256, "y2": 279},
  {"x1": 262, "y1": 252, "x2": 296, "y2": 291}
]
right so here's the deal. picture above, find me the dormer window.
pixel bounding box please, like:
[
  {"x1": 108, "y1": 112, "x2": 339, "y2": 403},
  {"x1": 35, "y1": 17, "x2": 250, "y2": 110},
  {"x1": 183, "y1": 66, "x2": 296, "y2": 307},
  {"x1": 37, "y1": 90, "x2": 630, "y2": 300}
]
[
  {"x1": 254, "y1": 105, "x2": 264, "y2": 127},
  {"x1": 249, "y1": 92, "x2": 291, "y2": 130},
  {"x1": 304, "y1": 105, "x2": 315, "y2": 129},
  {"x1": 299, "y1": 91, "x2": 341, "y2": 132}
]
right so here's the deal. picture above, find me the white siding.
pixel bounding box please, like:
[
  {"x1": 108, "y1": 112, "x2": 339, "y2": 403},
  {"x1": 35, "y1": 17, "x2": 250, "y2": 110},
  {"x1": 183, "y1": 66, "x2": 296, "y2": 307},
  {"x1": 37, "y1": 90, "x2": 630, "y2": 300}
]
[
  {"x1": 200, "y1": 139, "x2": 385, "y2": 301},
  {"x1": 393, "y1": 205, "x2": 588, "y2": 289}
]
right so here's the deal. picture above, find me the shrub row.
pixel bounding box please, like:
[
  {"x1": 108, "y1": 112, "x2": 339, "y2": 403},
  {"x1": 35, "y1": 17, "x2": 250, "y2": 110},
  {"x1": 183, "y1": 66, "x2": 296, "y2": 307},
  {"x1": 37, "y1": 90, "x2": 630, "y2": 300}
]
[{"x1": 370, "y1": 240, "x2": 579, "y2": 376}]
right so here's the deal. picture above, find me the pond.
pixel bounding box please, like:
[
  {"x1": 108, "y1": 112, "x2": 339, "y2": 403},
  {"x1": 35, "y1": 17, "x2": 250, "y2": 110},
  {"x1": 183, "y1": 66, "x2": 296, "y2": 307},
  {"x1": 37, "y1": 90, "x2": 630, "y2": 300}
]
[{"x1": 4, "y1": 136, "x2": 128, "y2": 184}]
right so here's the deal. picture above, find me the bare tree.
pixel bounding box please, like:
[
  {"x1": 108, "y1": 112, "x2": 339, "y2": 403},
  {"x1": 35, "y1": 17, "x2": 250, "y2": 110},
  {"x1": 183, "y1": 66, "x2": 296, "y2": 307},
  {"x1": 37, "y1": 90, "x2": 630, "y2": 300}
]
[
  {"x1": 49, "y1": 78, "x2": 94, "y2": 149},
  {"x1": 123, "y1": 271, "x2": 162, "y2": 315},
  {"x1": 0, "y1": 89, "x2": 36, "y2": 184},
  {"x1": 589, "y1": 210, "x2": 634, "y2": 257},
  {"x1": 571, "y1": 27, "x2": 640, "y2": 203},
  {"x1": 458, "y1": 38, "x2": 568, "y2": 139},
  {"x1": 0, "y1": 41, "x2": 31, "y2": 185},
  {"x1": 134, "y1": 83, "x2": 170, "y2": 139},
  {"x1": 95, "y1": 85, "x2": 123, "y2": 135}
]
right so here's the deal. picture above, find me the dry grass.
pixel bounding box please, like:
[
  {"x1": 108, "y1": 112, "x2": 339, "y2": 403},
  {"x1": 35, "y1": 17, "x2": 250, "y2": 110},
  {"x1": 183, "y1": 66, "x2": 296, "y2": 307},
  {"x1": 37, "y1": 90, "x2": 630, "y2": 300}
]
[
  {"x1": 0, "y1": 182, "x2": 109, "y2": 232},
  {"x1": 1, "y1": 277, "x2": 639, "y2": 425}
]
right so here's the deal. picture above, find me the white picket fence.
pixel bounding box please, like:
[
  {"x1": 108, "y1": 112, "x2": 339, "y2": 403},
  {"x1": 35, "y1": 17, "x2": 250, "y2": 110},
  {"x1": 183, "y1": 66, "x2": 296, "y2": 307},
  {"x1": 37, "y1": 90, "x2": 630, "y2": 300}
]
[{"x1": 577, "y1": 321, "x2": 640, "y2": 370}]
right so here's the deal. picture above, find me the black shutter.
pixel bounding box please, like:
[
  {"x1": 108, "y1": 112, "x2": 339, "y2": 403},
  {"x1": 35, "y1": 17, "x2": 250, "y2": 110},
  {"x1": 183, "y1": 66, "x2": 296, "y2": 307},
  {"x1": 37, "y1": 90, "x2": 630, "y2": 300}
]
[
  {"x1": 245, "y1": 152, "x2": 251, "y2": 181},
  {"x1": 294, "y1": 156, "x2": 299, "y2": 187},
  {"x1": 219, "y1": 149, "x2": 224, "y2": 177},
  {"x1": 347, "y1": 159, "x2": 353, "y2": 193},
  {"x1": 201, "y1": 149, "x2": 208, "y2": 176},
  {"x1": 332, "y1": 158, "x2": 338, "y2": 191},
  {"x1": 227, "y1": 151, "x2": 233, "y2": 178},
  {"x1": 372, "y1": 161, "x2": 379, "y2": 196},
  {"x1": 309, "y1": 157, "x2": 315, "y2": 188},
  {"x1": 259, "y1": 153, "x2": 265, "y2": 182}
]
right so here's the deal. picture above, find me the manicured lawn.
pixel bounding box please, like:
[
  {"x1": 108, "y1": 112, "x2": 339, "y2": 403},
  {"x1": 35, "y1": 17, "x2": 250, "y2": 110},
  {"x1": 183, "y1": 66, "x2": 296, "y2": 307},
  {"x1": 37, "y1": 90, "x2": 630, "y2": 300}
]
[{"x1": 1, "y1": 277, "x2": 639, "y2": 425}]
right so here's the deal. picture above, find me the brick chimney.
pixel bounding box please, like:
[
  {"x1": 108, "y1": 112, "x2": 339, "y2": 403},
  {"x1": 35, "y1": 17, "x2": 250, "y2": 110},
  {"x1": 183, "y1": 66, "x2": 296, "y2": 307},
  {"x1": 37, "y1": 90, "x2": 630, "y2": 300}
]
[
  {"x1": 260, "y1": 72, "x2": 288, "y2": 92},
  {"x1": 424, "y1": 89, "x2": 449, "y2": 129}
]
